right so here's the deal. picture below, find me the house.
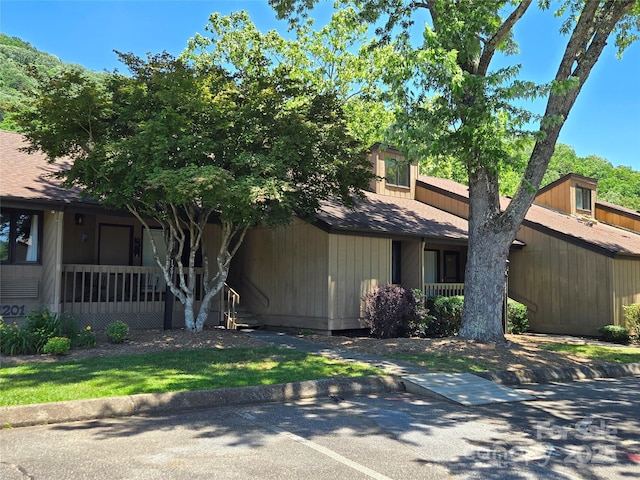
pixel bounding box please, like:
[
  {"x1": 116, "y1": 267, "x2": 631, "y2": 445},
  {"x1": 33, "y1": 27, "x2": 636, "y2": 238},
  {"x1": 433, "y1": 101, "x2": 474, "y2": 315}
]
[
  {"x1": 2, "y1": 129, "x2": 639, "y2": 335},
  {"x1": 416, "y1": 173, "x2": 640, "y2": 335}
]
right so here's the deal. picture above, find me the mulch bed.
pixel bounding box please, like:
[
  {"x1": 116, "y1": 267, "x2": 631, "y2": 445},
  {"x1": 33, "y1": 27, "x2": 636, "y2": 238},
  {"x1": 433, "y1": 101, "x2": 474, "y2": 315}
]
[{"x1": 0, "y1": 328, "x2": 630, "y2": 371}]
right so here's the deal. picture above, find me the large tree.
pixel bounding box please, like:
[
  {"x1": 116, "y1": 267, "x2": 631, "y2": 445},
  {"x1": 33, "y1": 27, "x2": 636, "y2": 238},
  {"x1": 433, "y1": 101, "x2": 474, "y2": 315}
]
[
  {"x1": 272, "y1": 0, "x2": 639, "y2": 342},
  {"x1": 15, "y1": 47, "x2": 372, "y2": 331},
  {"x1": 186, "y1": 9, "x2": 395, "y2": 148}
]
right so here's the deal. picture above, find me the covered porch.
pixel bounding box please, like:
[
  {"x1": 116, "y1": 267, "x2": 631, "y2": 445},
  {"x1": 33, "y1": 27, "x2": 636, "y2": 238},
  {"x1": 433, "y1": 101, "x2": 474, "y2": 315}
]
[{"x1": 60, "y1": 264, "x2": 219, "y2": 329}]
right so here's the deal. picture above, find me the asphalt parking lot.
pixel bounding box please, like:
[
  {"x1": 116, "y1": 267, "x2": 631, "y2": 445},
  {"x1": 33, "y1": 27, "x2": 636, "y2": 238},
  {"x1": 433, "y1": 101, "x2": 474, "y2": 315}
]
[{"x1": 1, "y1": 376, "x2": 638, "y2": 479}]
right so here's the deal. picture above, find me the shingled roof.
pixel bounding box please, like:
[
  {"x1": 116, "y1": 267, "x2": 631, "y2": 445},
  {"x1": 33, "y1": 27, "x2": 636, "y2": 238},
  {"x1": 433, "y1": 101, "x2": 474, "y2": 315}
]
[
  {"x1": 418, "y1": 175, "x2": 640, "y2": 257},
  {"x1": 0, "y1": 130, "x2": 84, "y2": 205},
  {"x1": 316, "y1": 191, "x2": 470, "y2": 241}
]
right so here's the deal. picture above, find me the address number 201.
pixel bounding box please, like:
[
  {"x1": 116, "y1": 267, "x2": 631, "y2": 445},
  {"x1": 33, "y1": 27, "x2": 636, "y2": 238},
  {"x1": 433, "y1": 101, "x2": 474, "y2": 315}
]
[{"x1": 0, "y1": 305, "x2": 26, "y2": 317}]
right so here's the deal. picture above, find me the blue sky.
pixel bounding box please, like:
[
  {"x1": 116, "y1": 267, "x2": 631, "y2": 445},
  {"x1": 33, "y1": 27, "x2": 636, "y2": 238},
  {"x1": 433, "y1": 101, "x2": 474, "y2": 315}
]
[{"x1": 1, "y1": 0, "x2": 639, "y2": 171}]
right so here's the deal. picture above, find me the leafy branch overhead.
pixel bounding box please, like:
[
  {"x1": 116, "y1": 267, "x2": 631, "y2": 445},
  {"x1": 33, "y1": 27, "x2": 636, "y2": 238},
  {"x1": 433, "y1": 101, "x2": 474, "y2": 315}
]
[{"x1": 15, "y1": 35, "x2": 374, "y2": 331}]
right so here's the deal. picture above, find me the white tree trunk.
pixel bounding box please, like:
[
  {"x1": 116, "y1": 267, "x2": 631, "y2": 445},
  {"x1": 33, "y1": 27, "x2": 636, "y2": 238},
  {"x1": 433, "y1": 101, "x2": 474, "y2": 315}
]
[{"x1": 184, "y1": 295, "x2": 197, "y2": 332}]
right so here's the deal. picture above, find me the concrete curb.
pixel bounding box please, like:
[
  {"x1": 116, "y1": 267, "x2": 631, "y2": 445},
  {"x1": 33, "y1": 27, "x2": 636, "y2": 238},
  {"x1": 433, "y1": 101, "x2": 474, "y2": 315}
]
[
  {"x1": 476, "y1": 362, "x2": 640, "y2": 385},
  {"x1": 0, "y1": 375, "x2": 402, "y2": 428},
  {"x1": 3, "y1": 362, "x2": 639, "y2": 429}
]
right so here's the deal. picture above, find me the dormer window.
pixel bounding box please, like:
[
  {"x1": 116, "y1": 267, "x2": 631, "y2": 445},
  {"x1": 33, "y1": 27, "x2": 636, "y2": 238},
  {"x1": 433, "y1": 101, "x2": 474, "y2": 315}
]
[
  {"x1": 385, "y1": 158, "x2": 410, "y2": 188},
  {"x1": 576, "y1": 186, "x2": 592, "y2": 211}
]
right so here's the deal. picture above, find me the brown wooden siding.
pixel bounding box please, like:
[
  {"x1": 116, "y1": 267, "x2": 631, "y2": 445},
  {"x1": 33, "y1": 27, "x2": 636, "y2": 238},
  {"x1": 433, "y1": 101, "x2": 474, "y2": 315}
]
[
  {"x1": 42, "y1": 210, "x2": 63, "y2": 313},
  {"x1": 236, "y1": 219, "x2": 330, "y2": 330},
  {"x1": 535, "y1": 177, "x2": 572, "y2": 213},
  {"x1": 414, "y1": 185, "x2": 469, "y2": 218},
  {"x1": 613, "y1": 257, "x2": 640, "y2": 327},
  {"x1": 328, "y1": 233, "x2": 390, "y2": 330},
  {"x1": 62, "y1": 211, "x2": 97, "y2": 264},
  {"x1": 509, "y1": 224, "x2": 614, "y2": 335},
  {"x1": 595, "y1": 205, "x2": 640, "y2": 233}
]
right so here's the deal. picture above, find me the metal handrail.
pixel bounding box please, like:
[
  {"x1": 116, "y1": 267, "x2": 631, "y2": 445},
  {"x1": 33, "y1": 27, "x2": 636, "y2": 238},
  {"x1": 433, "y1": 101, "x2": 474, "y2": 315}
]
[
  {"x1": 221, "y1": 282, "x2": 241, "y2": 329},
  {"x1": 241, "y1": 275, "x2": 269, "y2": 307}
]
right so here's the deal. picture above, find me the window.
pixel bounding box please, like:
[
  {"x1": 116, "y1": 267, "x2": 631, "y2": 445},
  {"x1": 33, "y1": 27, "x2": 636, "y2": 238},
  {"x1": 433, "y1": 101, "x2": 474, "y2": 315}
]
[
  {"x1": 443, "y1": 251, "x2": 460, "y2": 282},
  {"x1": 385, "y1": 158, "x2": 410, "y2": 187},
  {"x1": 576, "y1": 186, "x2": 592, "y2": 211},
  {"x1": 0, "y1": 209, "x2": 41, "y2": 264},
  {"x1": 424, "y1": 250, "x2": 439, "y2": 284},
  {"x1": 391, "y1": 241, "x2": 402, "y2": 284}
]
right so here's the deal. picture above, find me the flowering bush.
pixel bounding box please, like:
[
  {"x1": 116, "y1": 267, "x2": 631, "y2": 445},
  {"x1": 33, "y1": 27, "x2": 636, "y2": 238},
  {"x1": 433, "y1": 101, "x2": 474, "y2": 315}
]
[{"x1": 75, "y1": 326, "x2": 97, "y2": 348}]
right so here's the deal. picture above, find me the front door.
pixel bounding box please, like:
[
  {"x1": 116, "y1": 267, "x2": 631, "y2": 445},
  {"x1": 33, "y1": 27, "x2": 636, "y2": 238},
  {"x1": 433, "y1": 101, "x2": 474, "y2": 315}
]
[{"x1": 98, "y1": 224, "x2": 132, "y2": 265}]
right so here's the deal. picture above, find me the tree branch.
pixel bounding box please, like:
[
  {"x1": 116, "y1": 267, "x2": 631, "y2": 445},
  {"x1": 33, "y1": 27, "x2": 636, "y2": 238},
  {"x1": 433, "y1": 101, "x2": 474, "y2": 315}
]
[
  {"x1": 477, "y1": 0, "x2": 533, "y2": 76},
  {"x1": 504, "y1": 0, "x2": 634, "y2": 233}
]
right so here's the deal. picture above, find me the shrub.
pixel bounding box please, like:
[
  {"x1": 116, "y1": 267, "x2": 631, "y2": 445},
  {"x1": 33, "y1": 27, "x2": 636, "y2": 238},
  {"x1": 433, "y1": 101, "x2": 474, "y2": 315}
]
[
  {"x1": 406, "y1": 289, "x2": 436, "y2": 338},
  {"x1": 598, "y1": 325, "x2": 630, "y2": 344},
  {"x1": 362, "y1": 285, "x2": 421, "y2": 339},
  {"x1": 19, "y1": 307, "x2": 62, "y2": 354},
  {"x1": 424, "y1": 295, "x2": 464, "y2": 337},
  {"x1": 507, "y1": 300, "x2": 529, "y2": 334},
  {"x1": 106, "y1": 320, "x2": 130, "y2": 343},
  {"x1": 42, "y1": 337, "x2": 71, "y2": 355},
  {"x1": 59, "y1": 314, "x2": 80, "y2": 343},
  {"x1": 623, "y1": 303, "x2": 640, "y2": 337},
  {"x1": 56, "y1": 314, "x2": 96, "y2": 348},
  {"x1": 0, "y1": 310, "x2": 93, "y2": 355},
  {"x1": 0, "y1": 318, "x2": 32, "y2": 355}
]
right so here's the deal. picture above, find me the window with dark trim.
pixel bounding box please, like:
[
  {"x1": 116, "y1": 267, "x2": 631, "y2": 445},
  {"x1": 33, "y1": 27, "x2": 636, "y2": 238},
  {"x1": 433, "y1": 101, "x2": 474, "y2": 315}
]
[
  {"x1": 385, "y1": 158, "x2": 410, "y2": 187},
  {"x1": 0, "y1": 209, "x2": 42, "y2": 264},
  {"x1": 576, "y1": 186, "x2": 592, "y2": 211}
]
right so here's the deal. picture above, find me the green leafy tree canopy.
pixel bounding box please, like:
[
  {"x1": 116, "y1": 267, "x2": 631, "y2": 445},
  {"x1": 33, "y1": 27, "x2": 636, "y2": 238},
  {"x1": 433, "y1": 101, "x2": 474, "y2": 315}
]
[{"x1": 15, "y1": 30, "x2": 373, "y2": 331}]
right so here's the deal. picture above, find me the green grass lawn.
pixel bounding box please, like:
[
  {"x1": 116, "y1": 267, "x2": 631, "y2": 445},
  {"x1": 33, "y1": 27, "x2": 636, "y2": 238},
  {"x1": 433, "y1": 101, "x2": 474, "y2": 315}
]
[
  {"x1": 388, "y1": 353, "x2": 490, "y2": 373},
  {"x1": 542, "y1": 343, "x2": 640, "y2": 364},
  {"x1": 0, "y1": 347, "x2": 383, "y2": 407}
]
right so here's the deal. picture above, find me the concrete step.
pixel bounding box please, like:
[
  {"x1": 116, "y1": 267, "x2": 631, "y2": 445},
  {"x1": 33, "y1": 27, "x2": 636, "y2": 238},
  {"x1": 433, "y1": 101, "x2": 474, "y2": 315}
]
[
  {"x1": 228, "y1": 306, "x2": 264, "y2": 329},
  {"x1": 233, "y1": 318, "x2": 264, "y2": 328},
  {"x1": 402, "y1": 373, "x2": 536, "y2": 406}
]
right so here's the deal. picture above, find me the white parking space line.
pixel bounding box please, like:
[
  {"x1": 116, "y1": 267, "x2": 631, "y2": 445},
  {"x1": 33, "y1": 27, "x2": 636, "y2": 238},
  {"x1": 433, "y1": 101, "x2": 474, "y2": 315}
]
[{"x1": 239, "y1": 412, "x2": 393, "y2": 480}]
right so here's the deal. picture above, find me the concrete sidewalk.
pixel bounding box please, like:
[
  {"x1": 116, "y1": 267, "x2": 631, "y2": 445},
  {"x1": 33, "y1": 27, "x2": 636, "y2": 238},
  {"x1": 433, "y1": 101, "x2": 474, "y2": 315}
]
[
  {"x1": 1, "y1": 330, "x2": 639, "y2": 427},
  {"x1": 246, "y1": 330, "x2": 640, "y2": 406}
]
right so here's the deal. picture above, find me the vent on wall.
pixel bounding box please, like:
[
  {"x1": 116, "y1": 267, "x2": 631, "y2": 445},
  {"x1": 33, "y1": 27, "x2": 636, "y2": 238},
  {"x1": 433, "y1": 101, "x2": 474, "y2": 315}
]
[{"x1": 0, "y1": 280, "x2": 40, "y2": 299}]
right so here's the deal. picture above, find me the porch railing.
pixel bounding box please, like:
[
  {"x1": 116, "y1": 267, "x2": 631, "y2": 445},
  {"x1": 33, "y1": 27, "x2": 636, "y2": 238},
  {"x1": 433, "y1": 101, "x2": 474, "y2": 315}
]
[
  {"x1": 423, "y1": 283, "x2": 465, "y2": 298},
  {"x1": 61, "y1": 264, "x2": 205, "y2": 315}
]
